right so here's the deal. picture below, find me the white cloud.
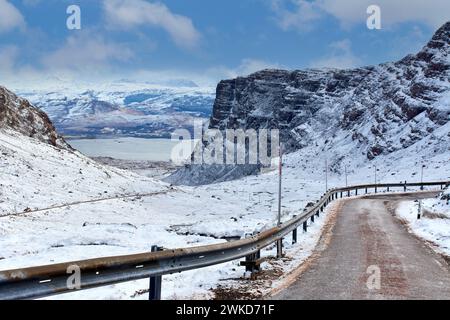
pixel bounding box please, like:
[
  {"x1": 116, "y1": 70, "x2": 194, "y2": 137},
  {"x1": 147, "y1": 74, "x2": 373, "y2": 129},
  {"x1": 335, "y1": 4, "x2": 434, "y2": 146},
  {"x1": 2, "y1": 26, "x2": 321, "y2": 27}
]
[
  {"x1": 42, "y1": 33, "x2": 134, "y2": 71},
  {"x1": 319, "y1": 0, "x2": 450, "y2": 29},
  {"x1": 271, "y1": 0, "x2": 450, "y2": 32},
  {"x1": 310, "y1": 39, "x2": 362, "y2": 69},
  {"x1": 0, "y1": 45, "x2": 18, "y2": 71},
  {"x1": 271, "y1": 0, "x2": 322, "y2": 32},
  {"x1": 103, "y1": 0, "x2": 201, "y2": 49},
  {"x1": 0, "y1": 0, "x2": 25, "y2": 33},
  {"x1": 234, "y1": 58, "x2": 283, "y2": 76},
  {"x1": 207, "y1": 59, "x2": 283, "y2": 80}
]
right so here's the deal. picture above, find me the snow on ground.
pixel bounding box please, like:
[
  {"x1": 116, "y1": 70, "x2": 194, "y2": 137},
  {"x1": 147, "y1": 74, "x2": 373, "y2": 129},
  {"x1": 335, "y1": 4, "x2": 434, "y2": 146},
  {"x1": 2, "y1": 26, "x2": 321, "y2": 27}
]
[
  {"x1": 0, "y1": 129, "x2": 168, "y2": 216},
  {"x1": 423, "y1": 187, "x2": 450, "y2": 216},
  {"x1": 0, "y1": 127, "x2": 335, "y2": 299},
  {"x1": 0, "y1": 154, "x2": 328, "y2": 299},
  {"x1": 396, "y1": 188, "x2": 450, "y2": 258},
  {"x1": 0, "y1": 126, "x2": 449, "y2": 299}
]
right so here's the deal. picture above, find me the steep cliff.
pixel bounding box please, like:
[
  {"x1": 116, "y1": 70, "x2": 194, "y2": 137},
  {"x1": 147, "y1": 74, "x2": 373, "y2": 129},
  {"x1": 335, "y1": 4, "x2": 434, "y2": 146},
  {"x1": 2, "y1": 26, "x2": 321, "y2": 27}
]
[{"x1": 168, "y1": 22, "x2": 450, "y2": 186}]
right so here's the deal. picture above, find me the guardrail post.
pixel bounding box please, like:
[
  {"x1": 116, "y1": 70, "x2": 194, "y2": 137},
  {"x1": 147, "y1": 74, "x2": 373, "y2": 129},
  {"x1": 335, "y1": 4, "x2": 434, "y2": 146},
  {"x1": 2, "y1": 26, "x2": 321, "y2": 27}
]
[
  {"x1": 292, "y1": 215, "x2": 298, "y2": 244},
  {"x1": 404, "y1": 184, "x2": 407, "y2": 192},
  {"x1": 316, "y1": 210, "x2": 320, "y2": 218},
  {"x1": 311, "y1": 214, "x2": 315, "y2": 223},
  {"x1": 365, "y1": 187, "x2": 368, "y2": 194},
  {"x1": 420, "y1": 184, "x2": 424, "y2": 191},
  {"x1": 292, "y1": 228, "x2": 297, "y2": 245},
  {"x1": 375, "y1": 186, "x2": 377, "y2": 193},
  {"x1": 303, "y1": 221, "x2": 308, "y2": 232},
  {"x1": 340, "y1": 192, "x2": 343, "y2": 198},
  {"x1": 347, "y1": 190, "x2": 350, "y2": 197},
  {"x1": 242, "y1": 250, "x2": 262, "y2": 278},
  {"x1": 355, "y1": 189, "x2": 358, "y2": 195},
  {"x1": 149, "y1": 245, "x2": 163, "y2": 300},
  {"x1": 276, "y1": 239, "x2": 283, "y2": 259},
  {"x1": 387, "y1": 186, "x2": 390, "y2": 192}
]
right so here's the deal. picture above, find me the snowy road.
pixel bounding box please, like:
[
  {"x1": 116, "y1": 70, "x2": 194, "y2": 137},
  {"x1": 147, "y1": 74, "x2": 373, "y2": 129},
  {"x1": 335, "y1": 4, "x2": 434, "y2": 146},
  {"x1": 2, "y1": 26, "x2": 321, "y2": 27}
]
[{"x1": 274, "y1": 191, "x2": 450, "y2": 300}]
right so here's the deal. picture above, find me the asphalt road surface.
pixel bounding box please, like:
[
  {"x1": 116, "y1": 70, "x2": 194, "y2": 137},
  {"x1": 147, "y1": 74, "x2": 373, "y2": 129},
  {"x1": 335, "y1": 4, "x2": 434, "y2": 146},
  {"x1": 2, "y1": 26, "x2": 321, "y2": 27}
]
[{"x1": 274, "y1": 191, "x2": 450, "y2": 300}]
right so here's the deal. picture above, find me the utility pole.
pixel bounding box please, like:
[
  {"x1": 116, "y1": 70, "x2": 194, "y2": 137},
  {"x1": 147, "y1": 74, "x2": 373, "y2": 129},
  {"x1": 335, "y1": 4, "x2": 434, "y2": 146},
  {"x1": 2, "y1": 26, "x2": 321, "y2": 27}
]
[
  {"x1": 374, "y1": 165, "x2": 377, "y2": 185},
  {"x1": 277, "y1": 142, "x2": 282, "y2": 227},
  {"x1": 345, "y1": 164, "x2": 348, "y2": 187},
  {"x1": 276, "y1": 141, "x2": 283, "y2": 258},
  {"x1": 421, "y1": 164, "x2": 425, "y2": 190}
]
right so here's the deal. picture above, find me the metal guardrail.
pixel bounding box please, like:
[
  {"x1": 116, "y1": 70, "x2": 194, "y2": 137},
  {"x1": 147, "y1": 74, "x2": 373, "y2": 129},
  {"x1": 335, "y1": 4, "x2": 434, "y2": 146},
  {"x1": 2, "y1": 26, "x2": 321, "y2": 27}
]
[{"x1": 0, "y1": 181, "x2": 448, "y2": 300}]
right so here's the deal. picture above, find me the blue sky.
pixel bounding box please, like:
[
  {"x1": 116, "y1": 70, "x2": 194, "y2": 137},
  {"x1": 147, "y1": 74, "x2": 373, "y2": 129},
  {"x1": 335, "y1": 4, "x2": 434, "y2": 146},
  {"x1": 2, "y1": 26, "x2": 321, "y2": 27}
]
[{"x1": 0, "y1": 0, "x2": 449, "y2": 86}]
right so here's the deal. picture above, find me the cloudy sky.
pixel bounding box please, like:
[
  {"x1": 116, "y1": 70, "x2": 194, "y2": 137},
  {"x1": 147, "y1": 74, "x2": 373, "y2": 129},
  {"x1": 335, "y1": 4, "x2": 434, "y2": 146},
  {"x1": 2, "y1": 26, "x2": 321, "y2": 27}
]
[{"x1": 0, "y1": 0, "x2": 449, "y2": 86}]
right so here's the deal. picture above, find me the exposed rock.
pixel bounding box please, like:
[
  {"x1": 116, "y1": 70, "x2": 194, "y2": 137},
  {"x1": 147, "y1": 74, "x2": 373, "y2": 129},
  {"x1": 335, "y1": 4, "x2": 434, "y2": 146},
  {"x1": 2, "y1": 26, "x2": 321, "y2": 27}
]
[
  {"x1": 0, "y1": 86, "x2": 69, "y2": 149},
  {"x1": 168, "y1": 22, "x2": 450, "y2": 186}
]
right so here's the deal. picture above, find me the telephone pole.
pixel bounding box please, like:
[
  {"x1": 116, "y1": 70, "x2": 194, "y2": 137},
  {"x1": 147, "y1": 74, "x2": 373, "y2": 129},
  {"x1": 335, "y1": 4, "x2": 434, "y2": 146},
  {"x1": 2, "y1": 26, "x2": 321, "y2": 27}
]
[
  {"x1": 421, "y1": 164, "x2": 425, "y2": 190},
  {"x1": 276, "y1": 141, "x2": 283, "y2": 258},
  {"x1": 277, "y1": 143, "x2": 282, "y2": 227},
  {"x1": 374, "y1": 165, "x2": 377, "y2": 185},
  {"x1": 345, "y1": 164, "x2": 348, "y2": 187}
]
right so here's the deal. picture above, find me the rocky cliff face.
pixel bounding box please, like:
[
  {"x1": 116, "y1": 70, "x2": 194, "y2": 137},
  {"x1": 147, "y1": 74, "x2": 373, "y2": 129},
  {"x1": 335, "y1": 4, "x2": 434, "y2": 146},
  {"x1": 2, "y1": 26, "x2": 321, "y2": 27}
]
[
  {"x1": 168, "y1": 22, "x2": 450, "y2": 186},
  {"x1": 0, "y1": 86, "x2": 68, "y2": 148}
]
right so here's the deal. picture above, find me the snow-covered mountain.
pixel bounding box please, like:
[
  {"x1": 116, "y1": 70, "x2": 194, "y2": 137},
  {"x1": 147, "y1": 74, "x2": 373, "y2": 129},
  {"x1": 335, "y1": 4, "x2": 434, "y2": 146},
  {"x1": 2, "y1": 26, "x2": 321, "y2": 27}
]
[
  {"x1": 15, "y1": 82, "x2": 215, "y2": 138},
  {"x1": 168, "y1": 22, "x2": 450, "y2": 186}
]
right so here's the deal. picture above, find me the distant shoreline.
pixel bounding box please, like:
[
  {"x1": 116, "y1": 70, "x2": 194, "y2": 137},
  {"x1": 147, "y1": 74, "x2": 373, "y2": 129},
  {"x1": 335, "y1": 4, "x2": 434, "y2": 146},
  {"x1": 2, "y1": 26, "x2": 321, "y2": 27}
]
[
  {"x1": 64, "y1": 134, "x2": 173, "y2": 141},
  {"x1": 68, "y1": 137, "x2": 195, "y2": 163}
]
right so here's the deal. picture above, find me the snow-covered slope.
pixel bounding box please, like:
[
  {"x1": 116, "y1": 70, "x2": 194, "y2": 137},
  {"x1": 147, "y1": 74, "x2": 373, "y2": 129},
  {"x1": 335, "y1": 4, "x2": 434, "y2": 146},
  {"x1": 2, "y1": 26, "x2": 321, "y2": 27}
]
[
  {"x1": 423, "y1": 187, "x2": 450, "y2": 216},
  {"x1": 0, "y1": 130, "x2": 168, "y2": 215},
  {"x1": 169, "y1": 22, "x2": 450, "y2": 185}
]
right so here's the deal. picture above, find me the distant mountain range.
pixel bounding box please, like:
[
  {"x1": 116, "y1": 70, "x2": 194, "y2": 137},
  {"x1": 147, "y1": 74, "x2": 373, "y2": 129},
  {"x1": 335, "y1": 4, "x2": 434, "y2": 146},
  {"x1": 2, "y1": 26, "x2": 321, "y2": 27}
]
[{"x1": 15, "y1": 81, "x2": 215, "y2": 139}]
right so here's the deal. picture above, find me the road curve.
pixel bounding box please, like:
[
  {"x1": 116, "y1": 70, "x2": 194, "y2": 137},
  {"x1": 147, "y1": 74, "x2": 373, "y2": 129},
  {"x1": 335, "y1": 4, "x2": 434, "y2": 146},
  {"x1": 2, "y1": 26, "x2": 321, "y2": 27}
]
[{"x1": 273, "y1": 191, "x2": 450, "y2": 300}]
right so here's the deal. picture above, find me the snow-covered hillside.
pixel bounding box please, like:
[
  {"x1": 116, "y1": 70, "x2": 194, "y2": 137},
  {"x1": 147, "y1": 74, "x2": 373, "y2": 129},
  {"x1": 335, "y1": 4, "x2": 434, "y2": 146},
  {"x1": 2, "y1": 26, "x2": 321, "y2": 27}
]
[
  {"x1": 169, "y1": 21, "x2": 450, "y2": 186},
  {"x1": 14, "y1": 81, "x2": 215, "y2": 138},
  {"x1": 0, "y1": 129, "x2": 168, "y2": 215}
]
